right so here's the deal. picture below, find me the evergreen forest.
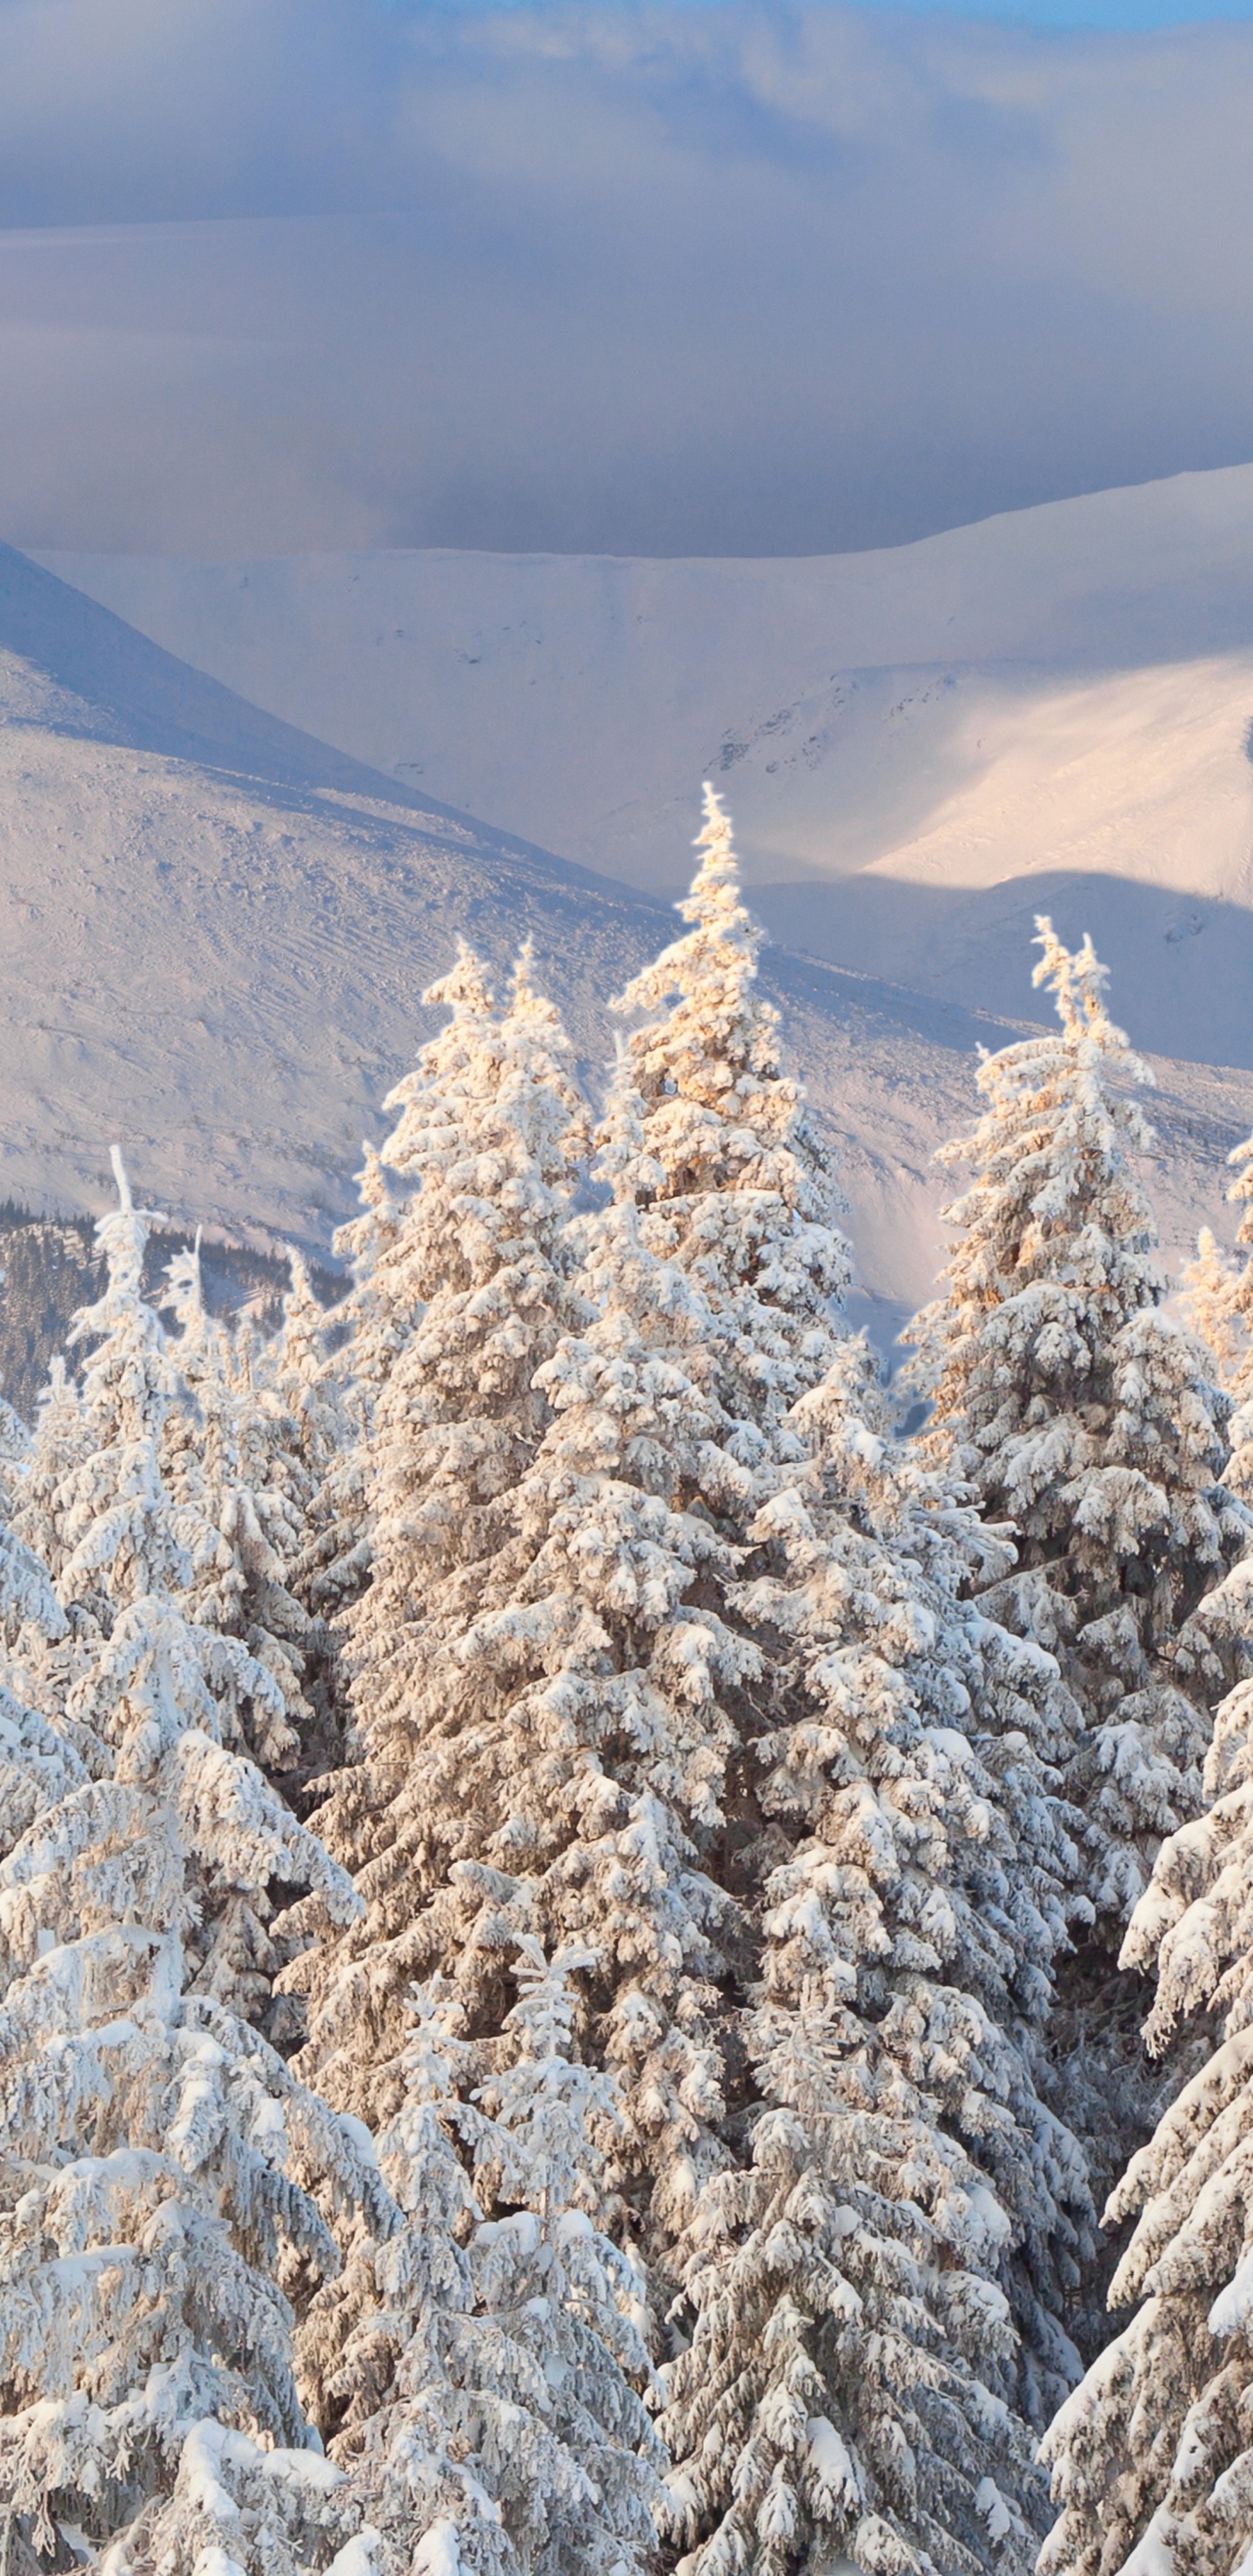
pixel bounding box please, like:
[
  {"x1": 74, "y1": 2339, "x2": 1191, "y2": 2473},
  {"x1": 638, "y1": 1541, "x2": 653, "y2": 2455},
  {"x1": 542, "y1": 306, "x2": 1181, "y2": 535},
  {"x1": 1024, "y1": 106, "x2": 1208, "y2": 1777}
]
[{"x1": 5, "y1": 788, "x2": 1252, "y2": 2576}]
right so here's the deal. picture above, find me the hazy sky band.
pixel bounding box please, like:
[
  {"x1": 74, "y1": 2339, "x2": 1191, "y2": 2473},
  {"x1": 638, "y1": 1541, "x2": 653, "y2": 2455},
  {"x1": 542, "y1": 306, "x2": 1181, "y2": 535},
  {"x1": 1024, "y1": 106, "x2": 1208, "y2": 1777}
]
[{"x1": 2, "y1": 0, "x2": 1251, "y2": 555}]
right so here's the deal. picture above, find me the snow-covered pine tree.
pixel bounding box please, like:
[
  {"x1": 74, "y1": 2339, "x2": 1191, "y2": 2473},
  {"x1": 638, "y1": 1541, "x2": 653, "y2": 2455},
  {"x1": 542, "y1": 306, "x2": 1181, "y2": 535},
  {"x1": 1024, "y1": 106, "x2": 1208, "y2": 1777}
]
[
  {"x1": 269, "y1": 940, "x2": 585, "y2": 1797},
  {"x1": 606, "y1": 782, "x2": 850, "y2": 1455},
  {"x1": 267, "y1": 1137, "x2": 408, "y2": 1660},
  {"x1": 0, "y1": 1254, "x2": 28, "y2": 1524},
  {"x1": 326, "y1": 943, "x2": 532, "y2": 1454},
  {"x1": 1, "y1": 1396, "x2": 74, "y2": 1926},
  {"x1": 658, "y1": 1335, "x2": 1094, "y2": 2576},
  {"x1": 600, "y1": 791, "x2": 1091, "y2": 1858},
  {"x1": 0, "y1": 1184, "x2": 396, "y2": 2575},
  {"x1": 1178, "y1": 1225, "x2": 1249, "y2": 1391},
  {"x1": 0, "y1": 1698, "x2": 390, "y2": 2575},
  {"x1": 285, "y1": 1025, "x2": 756, "y2": 2264},
  {"x1": 1174, "y1": 1131, "x2": 1253, "y2": 1520},
  {"x1": 562, "y1": 798, "x2": 1095, "y2": 2567},
  {"x1": 10, "y1": 1355, "x2": 90, "y2": 1591},
  {"x1": 265, "y1": 1244, "x2": 370, "y2": 1626},
  {"x1": 1039, "y1": 1666, "x2": 1253, "y2": 2576},
  {"x1": 0, "y1": 1379, "x2": 62, "y2": 1650},
  {"x1": 284, "y1": 949, "x2": 629, "y2": 2101},
  {"x1": 1209, "y1": 1122, "x2": 1253, "y2": 1409},
  {"x1": 26, "y1": 1153, "x2": 359, "y2": 2022},
  {"x1": 301, "y1": 1942, "x2": 663, "y2": 2576},
  {"x1": 320, "y1": 940, "x2": 590, "y2": 1875},
  {"x1": 909, "y1": 921, "x2": 1246, "y2": 1929},
  {"x1": 159, "y1": 1231, "x2": 327, "y2": 1790},
  {"x1": 1, "y1": 1265, "x2": 81, "y2": 1910},
  {"x1": 332, "y1": 1140, "x2": 406, "y2": 1426}
]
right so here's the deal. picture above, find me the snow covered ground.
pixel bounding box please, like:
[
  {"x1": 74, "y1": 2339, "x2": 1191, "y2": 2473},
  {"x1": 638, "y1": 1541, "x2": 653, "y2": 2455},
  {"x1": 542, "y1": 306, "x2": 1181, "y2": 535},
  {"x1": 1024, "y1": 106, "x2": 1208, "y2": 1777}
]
[
  {"x1": 3, "y1": 500, "x2": 1251, "y2": 1328},
  {"x1": 41, "y1": 461, "x2": 1253, "y2": 1068}
]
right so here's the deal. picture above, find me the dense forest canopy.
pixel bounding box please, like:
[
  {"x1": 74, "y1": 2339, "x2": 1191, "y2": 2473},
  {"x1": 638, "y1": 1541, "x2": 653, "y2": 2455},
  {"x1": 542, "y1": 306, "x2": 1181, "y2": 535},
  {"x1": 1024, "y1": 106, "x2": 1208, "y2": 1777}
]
[{"x1": 3, "y1": 791, "x2": 1253, "y2": 2576}]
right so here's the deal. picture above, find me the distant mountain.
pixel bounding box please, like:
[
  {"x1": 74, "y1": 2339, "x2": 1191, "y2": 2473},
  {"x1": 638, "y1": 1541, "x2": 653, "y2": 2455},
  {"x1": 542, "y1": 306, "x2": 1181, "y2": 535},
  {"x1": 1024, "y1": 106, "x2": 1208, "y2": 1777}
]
[
  {"x1": 43, "y1": 464, "x2": 1253, "y2": 1071},
  {"x1": 0, "y1": 541, "x2": 665, "y2": 1243},
  {"x1": 1, "y1": 541, "x2": 1246, "y2": 1345}
]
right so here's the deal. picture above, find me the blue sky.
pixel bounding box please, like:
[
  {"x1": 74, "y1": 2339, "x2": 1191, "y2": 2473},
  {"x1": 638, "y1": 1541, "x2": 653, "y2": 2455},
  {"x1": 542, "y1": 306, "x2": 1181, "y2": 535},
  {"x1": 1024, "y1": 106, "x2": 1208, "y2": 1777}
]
[
  {"x1": 900, "y1": 0, "x2": 1253, "y2": 21},
  {"x1": 0, "y1": 0, "x2": 1251, "y2": 556},
  {"x1": 857, "y1": 0, "x2": 1253, "y2": 22}
]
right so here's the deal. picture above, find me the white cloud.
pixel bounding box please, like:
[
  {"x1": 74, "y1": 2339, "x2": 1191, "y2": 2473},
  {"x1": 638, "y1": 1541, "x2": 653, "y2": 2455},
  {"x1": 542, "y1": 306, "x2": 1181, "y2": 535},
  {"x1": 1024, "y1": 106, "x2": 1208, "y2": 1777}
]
[{"x1": 0, "y1": 1, "x2": 1250, "y2": 553}]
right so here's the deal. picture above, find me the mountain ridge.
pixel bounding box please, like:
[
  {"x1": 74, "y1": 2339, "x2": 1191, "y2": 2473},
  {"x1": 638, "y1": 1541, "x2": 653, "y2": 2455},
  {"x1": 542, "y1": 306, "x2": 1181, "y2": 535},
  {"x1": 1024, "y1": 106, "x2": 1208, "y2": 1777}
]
[
  {"x1": 1, "y1": 535, "x2": 1249, "y2": 1331},
  {"x1": 39, "y1": 463, "x2": 1253, "y2": 1068}
]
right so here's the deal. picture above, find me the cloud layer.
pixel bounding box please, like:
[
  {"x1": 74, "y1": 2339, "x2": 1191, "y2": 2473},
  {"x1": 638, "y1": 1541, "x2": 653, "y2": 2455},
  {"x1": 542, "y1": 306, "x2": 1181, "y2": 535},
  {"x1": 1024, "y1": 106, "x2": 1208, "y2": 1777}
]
[{"x1": 2, "y1": 0, "x2": 1252, "y2": 553}]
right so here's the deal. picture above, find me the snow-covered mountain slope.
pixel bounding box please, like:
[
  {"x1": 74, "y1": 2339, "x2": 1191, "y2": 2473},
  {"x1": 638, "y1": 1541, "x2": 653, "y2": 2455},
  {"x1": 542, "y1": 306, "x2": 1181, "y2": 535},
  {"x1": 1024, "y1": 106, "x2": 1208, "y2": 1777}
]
[
  {"x1": 0, "y1": 543, "x2": 662, "y2": 1240},
  {"x1": 1, "y1": 540, "x2": 1247, "y2": 1327},
  {"x1": 40, "y1": 463, "x2": 1253, "y2": 1067}
]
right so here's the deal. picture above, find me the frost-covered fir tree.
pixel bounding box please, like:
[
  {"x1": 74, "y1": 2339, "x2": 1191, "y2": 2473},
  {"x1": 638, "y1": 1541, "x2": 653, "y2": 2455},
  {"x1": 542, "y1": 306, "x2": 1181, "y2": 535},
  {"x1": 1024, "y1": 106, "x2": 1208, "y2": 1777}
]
[
  {"x1": 0, "y1": 1707, "x2": 389, "y2": 2576},
  {"x1": 607, "y1": 783, "x2": 850, "y2": 1452},
  {"x1": 570, "y1": 803, "x2": 1096, "y2": 2566},
  {"x1": 301, "y1": 1942, "x2": 663, "y2": 2576},
  {"x1": 0, "y1": 1352, "x2": 61, "y2": 1649},
  {"x1": 1039, "y1": 1663, "x2": 1253, "y2": 2576},
  {"x1": 287, "y1": 1164, "x2": 754, "y2": 2254},
  {"x1": 910, "y1": 921, "x2": 1246, "y2": 1927},
  {"x1": 11, "y1": 1355, "x2": 91, "y2": 1589},
  {"x1": 1211, "y1": 1121, "x2": 1253, "y2": 1409},
  {"x1": 265, "y1": 1244, "x2": 369, "y2": 1624},
  {"x1": 285, "y1": 945, "x2": 606, "y2": 2077},
  {"x1": 1033, "y1": 1131, "x2": 1253, "y2": 2571},
  {"x1": 332, "y1": 1140, "x2": 406, "y2": 1424},
  {"x1": 23, "y1": 1154, "x2": 358, "y2": 2022},
  {"x1": 1176, "y1": 1133, "x2": 1253, "y2": 1513},
  {"x1": 1178, "y1": 1226, "x2": 1249, "y2": 1391},
  {"x1": 659, "y1": 1338, "x2": 1094, "y2": 2576},
  {"x1": 0, "y1": 1190, "x2": 392, "y2": 2573},
  {"x1": 159, "y1": 1231, "x2": 324, "y2": 1778},
  {"x1": 0, "y1": 1257, "x2": 29, "y2": 1528},
  {"x1": 274, "y1": 1137, "x2": 408, "y2": 1653},
  {"x1": 327, "y1": 944, "x2": 545, "y2": 1446},
  {"x1": 326, "y1": 941, "x2": 590, "y2": 1852},
  {"x1": 1, "y1": 1397, "x2": 71, "y2": 1925}
]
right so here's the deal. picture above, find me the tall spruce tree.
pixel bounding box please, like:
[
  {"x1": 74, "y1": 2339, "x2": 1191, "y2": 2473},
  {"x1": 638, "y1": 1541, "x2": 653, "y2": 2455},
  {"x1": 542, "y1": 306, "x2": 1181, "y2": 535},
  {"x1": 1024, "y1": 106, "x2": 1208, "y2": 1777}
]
[
  {"x1": 0, "y1": 1397, "x2": 59, "y2": 1649},
  {"x1": 657, "y1": 1339, "x2": 1093, "y2": 2576},
  {"x1": 909, "y1": 922, "x2": 1246, "y2": 1921},
  {"x1": 288, "y1": 1159, "x2": 754, "y2": 2258},
  {"x1": 1, "y1": 1374, "x2": 72, "y2": 1939},
  {"x1": 1178, "y1": 1226, "x2": 1249, "y2": 1391},
  {"x1": 0, "y1": 1256, "x2": 30, "y2": 1547},
  {"x1": 329, "y1": 941, "x2": 590, "y2": 1822},
  {"x1": 1176, "y1": 1134, "x2": 1253, "y2": 1518},
  {"x1": 264, "y1": 1246, "x2": 369, "y2": 1627},
  {"x1": 297, "y1": 809, "x2": 1093, "y2": 2576},
  {"x1": 11, "y1": 1356, "x2": 90, "y2": 1594},
  {"x1": 1040, "y1": 1665, "x2": 1253, "y2": 2576},
  {"x1": 906, "y1": 921, "x2": 1253, "y2": 2331},
  {"x1": 0, "y1": 1171, "x2": 392, "y2": 2574},
  {"x1": 300, "y1": 1942, "x2": 663, "y2": 2576},
  {"x1": 561, "y1": 807, "x2": 1096, "y2": 2572},
  {"x1": 606, "y1": 782, "x2": 850, "y2": 1453},
  {"x1": 282, "y1": 949, "x2": 608, "y2": 2098},
  {"x1": 159, "y1": 1233, "x2": 325, "y2": 1781},
  {"x1": 23, "y1": 1156, "x2": 358, "y2": 2018}
]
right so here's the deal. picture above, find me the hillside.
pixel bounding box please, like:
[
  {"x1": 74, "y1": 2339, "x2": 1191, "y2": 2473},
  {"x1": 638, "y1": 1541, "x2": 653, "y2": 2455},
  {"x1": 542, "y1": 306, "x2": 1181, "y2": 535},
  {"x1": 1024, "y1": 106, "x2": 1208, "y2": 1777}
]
[
  {"x1": 42, "y1": 462, "x2": 1253, "y2": 1070},
  {"x1": 0, "y1": 541, "x2": 668, "y2": 1246},
  {"x1": 37, "y1": 460, "x2": 1253, "y2": 1066},
  {"x1": 0, "y1": 540, "x2": 1247, "y2": 1379}
]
